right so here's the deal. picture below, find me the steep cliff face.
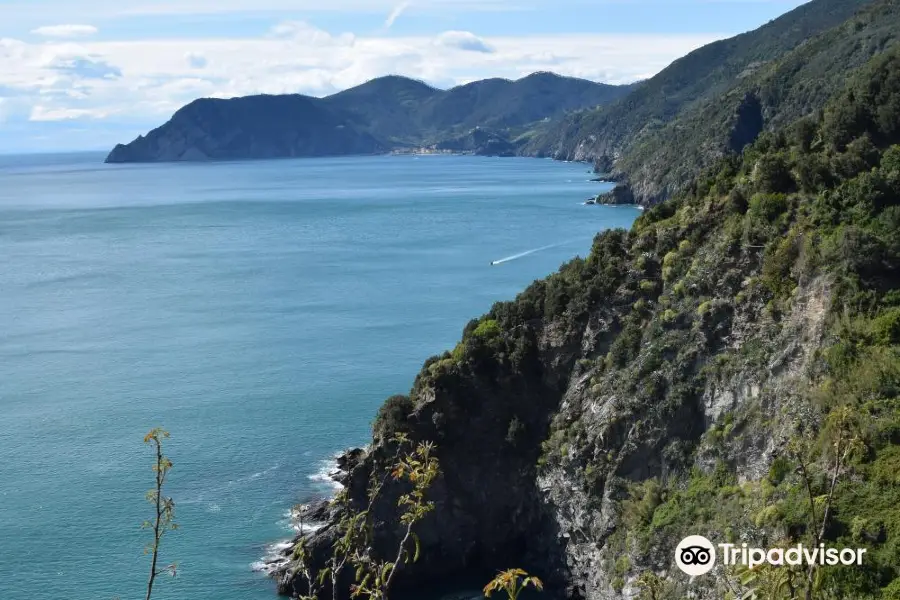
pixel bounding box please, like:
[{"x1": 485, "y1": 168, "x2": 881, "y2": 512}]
[
  {"x1": 276, "y1": 305, "x2": 591, "y2": 597},
  {"x1": 274, "y1": 203, "x2": 836, "y2": 599},
  {"x1": 274, "y1": 47, "x2": 900, "y2": 600}
]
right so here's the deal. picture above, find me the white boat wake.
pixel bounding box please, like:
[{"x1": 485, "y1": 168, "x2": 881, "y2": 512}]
[{"x1": 490, "y1": 241, "x2": 575, "y2": 265}]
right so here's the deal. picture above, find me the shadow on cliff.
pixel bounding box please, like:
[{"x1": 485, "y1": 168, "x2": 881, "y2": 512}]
[{"x1": 276, "y1": 314, "x2": 586, "y2": 600}]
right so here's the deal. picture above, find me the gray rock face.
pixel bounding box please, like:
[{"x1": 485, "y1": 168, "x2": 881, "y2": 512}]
[
  {"x1": 271, "y1": 222, "x2": 834, "y2": 600},
  {"x1": 537, "y1": 278, "x2": 832, "y2": 600}
]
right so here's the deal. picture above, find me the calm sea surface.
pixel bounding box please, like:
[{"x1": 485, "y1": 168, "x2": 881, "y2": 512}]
[{"x1": 0, "y1": 152, "x2": 637, "y2": 600}]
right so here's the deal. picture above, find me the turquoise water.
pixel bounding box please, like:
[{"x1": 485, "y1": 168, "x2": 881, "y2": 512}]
[{"x1": 0, "y1": 153, "x2": 637, "y2": 600}]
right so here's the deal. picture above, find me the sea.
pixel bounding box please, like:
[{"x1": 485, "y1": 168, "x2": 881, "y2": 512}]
[{"x1": 0, "y1": 152, "x2": 638, "y2": 600}]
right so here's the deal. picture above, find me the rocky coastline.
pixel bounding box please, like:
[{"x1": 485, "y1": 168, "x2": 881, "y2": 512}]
[{"x1": 270, "y1": 310, "x2": 584, "y2": 597}]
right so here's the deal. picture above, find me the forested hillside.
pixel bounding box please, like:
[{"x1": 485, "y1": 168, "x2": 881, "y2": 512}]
[
  {"x1": 616, "y1": 0, "x2": 900, "y2": 203},
  {"x1": 519, "y1": 0, "x2": 897, "y2": 206},
  {"x1": 276, "y1": 41, "x2": 900, "y2": 600},
  {"x1": 105, "y1": 73, "x2": 632, "y2": 162}
]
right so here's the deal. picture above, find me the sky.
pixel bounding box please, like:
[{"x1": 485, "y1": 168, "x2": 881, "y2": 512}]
[{"x1": 0, "y1": 0, "x2": 809, "y2": 153}]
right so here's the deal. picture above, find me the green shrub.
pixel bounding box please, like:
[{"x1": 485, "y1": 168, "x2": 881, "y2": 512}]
[
  {"x1": 661, "y1": 309, "x2": 679, "y2": 324},
  {"x1": 752, "y1": 153, "x2": 794, "y2": 193},
  {"x1": 374, "y1": 395, "x2": 414, "y2": 437},
  {"x1": 608, "y1": 321, "x2": 643, "y2": 368},
  {"x1": 728, "y1": 186, "x2": 749, "y2": 214},
  {"x1": 473, "y1": 319, "x2": 502, "y2": 339},
  {"x1": 748, "y1": 192, "x2": 789, "y2": 223},
  {"x1": 639, "y1": 279, "x2": 658, "y2": 294},
  {"x1": 767, "y1": 456, "x2": 793, "y2": 485},
  {"x1": 872, "y1": 308, "x2": 900, "y2": 345},
  {"x1": 883, "y1": 578, "x2": 900, "y2": 600}
]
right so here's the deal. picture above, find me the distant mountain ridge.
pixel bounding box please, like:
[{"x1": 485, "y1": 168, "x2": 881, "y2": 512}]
[
  {"x1": 107, "y1": 0, "x2": 897, "y2": 205},
  {"x1": 105, "y1": 73, "x2": 635, "y2": 163},
  {"x1": 520, "y1": 0, "x2": 898, "y2": 204}
]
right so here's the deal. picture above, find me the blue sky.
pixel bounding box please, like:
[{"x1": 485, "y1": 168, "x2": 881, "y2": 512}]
[{"x1": 0, "y1": 0, "x2": 808, "y2": 153}]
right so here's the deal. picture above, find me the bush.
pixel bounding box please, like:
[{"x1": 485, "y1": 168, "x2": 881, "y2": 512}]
[
  {"x1": 374, "y1": 395, "x2": 414, "y2": 438},
  {"x1": 882, "y1": 145, "x2": 900, "y2": 180},
  {"x1": 871, "y1": 308, "x2": 900, "y2": 345},
  {"x1": 473, "y1": 319, "x2": 502, "y2": 339},
  {"x1": 790, "y1": 116, "x2": 819, "y2": 152},
  {"x1": 639, "y1": 279, "x2": 658, "y2": 294},
  {"x1": 762, "y1": 228, "x2": 801, "y2": 298},
  {"x1": 748, "y1": 192, "x2": 789, "y2": 223},
  {"x1": 752, "y1": 154, "x2": 794, "y2": 193},
  {"x1": 883, "y1": 578, "x2": 900, "y2": 600},
  {"x1": 795, "y1": 152, "x2": 832, "y2": 192},
  {"x1": 768, "y1": 456, "x2": 793, "y2": 485},
  {"x1": 608, "y1": 321, "x2": 643, "y2": 368}
]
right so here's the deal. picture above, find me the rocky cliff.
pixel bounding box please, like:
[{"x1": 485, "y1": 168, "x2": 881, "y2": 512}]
[{"x1": 272, "y1": 46, "x2": 900, "y2": 599}]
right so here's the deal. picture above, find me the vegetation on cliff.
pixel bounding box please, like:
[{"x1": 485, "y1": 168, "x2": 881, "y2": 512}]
[
  {"x1": 520, "y1": 0, "x2": 900, "y2": 206},
  {"x1": 614, "y1": 0, "x2": 900, "y2": 205},
  {"x1": 520, "y1": 0, "x2": 868, "y2": 159},
  {"x1": 280, "y1": 42, "x2": 900, "y2": 600}
]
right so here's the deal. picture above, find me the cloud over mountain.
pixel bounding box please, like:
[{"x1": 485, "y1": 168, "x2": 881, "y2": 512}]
[
  {"x1": 31, "y1": 24, "x2": 99, "y2": 38},
  {"x1": 434, "y1": 31, "x2": 494, "y2": 53}
]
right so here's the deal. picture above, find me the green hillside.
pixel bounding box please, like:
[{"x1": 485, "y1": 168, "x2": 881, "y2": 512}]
[
  {"x1": 616, "y1": 0, "x2": 900, "y2": 203},
  {"x1": 519, "y1": 0, "x2": 886, "y2": 203},
  {"x1": 278, "y1": 43, "x2": 900, "y2": 600},
  {"x1": 106, "y1": 73, "x2": 632, "y2": 162}
]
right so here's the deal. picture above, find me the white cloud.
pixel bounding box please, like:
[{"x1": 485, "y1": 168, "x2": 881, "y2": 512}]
[
  {"x1": 29, "y1": 106, "x2": 111, "y2": 121},
  {"x1": 385, "y1": 1, "x2": 411, "y2": 28},
  {"x1": 185, "y1": 52, "x2": 208, "y2": 69},
  {"x1": 118, "y1": 0, "x2": 509, "y2": 15},
  {"x1": 269, "y1": 20, "x2": 356, "y2": 46},
  {"x1": 0, "y1": 23, "x2": 721, "y2": 136},
  {"x1": 47, "y1": 55, "x2": 122, "y2": 79},
  {"x1": 434, "y1": 31, "x2": 495, "y2": 53},
  {"x1": 31, "y1": 25, "x2": 99, "y2": 38}
]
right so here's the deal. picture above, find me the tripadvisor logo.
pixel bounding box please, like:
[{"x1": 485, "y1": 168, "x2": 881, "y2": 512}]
[
  {"x1": 675, "y1": 535, "x2": 717, "y2": 576},
  {"x1": 674, "y1": 535, "x2": 868, "y2": 576}
]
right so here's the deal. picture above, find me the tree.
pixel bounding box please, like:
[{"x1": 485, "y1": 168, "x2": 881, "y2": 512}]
[
  {"x1": 753, "y1": 154, "x2": 795, "y2": 194},
  {"x1": 789, "y1": 406, "x2": 864, "y2": 600},
  {"x1": 143, "y1": 428, "x2": 178, "y2": 600},
  {"x1": 483, "y1": 569, "x2": 543, "y2": 600},
  {"x1": 292, "y1": 433, "x2": 440, "y2": 600},
  {"x1": 350, "y1": 437, "x2": 440, "y2": 600}
]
